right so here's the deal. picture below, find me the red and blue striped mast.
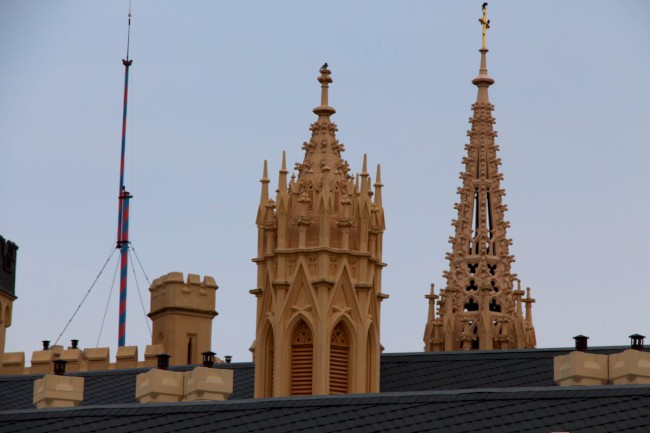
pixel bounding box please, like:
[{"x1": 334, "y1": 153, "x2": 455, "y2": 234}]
[{"x1": 116, "y1": 4, "x2": 133, "y2": 347}]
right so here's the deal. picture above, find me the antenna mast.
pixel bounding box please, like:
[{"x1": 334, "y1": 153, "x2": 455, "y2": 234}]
[{"x1": 116, "y1": 2, "x2": 133, "y2": 347}]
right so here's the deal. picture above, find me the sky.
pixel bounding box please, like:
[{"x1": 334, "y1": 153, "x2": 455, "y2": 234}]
[{"x1": 1, "y1": 1, "x2": 649, "y2": 364}]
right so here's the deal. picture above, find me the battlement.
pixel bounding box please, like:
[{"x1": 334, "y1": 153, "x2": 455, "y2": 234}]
[
  {"x1": 149, "y1": 272, "x2": 218, "y2": 318},
  {"x1": 0, "y1": 343, "x2": 228, "y2": 376}
]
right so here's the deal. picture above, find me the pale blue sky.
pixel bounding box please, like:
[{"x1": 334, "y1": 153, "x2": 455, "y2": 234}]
[{"x1": 1, "y1": 1, "x2": 649, "y2": 362}]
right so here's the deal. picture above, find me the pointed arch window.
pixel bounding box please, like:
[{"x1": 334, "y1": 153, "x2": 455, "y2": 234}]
[
  {"x1": 265, "y1": 327, "x2": 275, "y2": 397},
  {"x1": 291, "y1": 320, "x2": 313, "y2": 395},
  {"x1": 329, "y1": 322, "x2": 350, "y2": 394}
]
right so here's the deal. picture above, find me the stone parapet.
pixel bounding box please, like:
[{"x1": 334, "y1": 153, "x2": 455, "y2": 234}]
[
  {"x1": 554, "y1": 351, "x2": 608, "y2": 386},
  {"x1": 30, "y1": 350, "x2": 55, "y2": 374},
  {"x1": 609, "y1": 349, "x2": 650, "y2": 385},
  {"x1": 1, "y1": 352, "x2": 24, "y2": 374},
  {"x1": 116, "y1": 346, "x2": 139, "y2": 369},
  {"x1": 84, "y1": 347, "x2": 110, "y2": 371},
  {"x1": 33, "y1": 374, "x2": 84, "y2": 409},
  {"x1": 184, "y1": 367, "x2": 233, "y2": 401},
  {"x1": 143, "y1": 344, "x2": 164, "y2": 368},
  {"x1": 0, "y1": 344, "x2": 223, "y2": 375},
  {"x1": 149, "y1": 272, "x2": 218, "y2": 317},
  {"x1": 59, "y1": 349, "x2": 83, "y2": 372}
]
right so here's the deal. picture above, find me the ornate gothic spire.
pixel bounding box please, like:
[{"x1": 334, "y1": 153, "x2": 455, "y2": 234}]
[
  {"x1": 424, "y1": 5, "x2": 535, "y2": 351},
  {"x1": 252, "y1": 65, "x2": 387, "y2": 397}
]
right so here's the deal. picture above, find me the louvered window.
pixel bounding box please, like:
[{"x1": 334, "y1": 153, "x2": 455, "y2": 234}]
[
  {"x1": 291, "y1": 321, "x2": 313, "y2": 395},
  {"x1": 329, "y1": 322, "x2": 350, "y2": 394}
]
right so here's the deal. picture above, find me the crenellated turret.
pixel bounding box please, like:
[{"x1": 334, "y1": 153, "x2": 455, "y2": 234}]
[
  {"x1": 252, "y1": 65, "x2": 387, "y2": 398},
  {"x1": 424, "y1": 4, "x2": 535, "y2": 352}
]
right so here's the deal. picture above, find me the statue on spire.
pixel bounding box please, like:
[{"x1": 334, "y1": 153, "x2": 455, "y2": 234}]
[{"x1": 479, "y1": 3, "x2": 490, "y2": 50}]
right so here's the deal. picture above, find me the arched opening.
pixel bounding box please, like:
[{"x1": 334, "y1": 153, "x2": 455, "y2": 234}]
[
  {"x1": 290, "y1": 320, "x2": 313, "y2": 396},
  {"x1": 265, "y1": 327, "x2": 274, "y2": 397},
  {"x1": 489, "y1": 298, "x2": 501, "y2": 312},
  {"x1": 329, "y1": 322, "x2": 350, "y2": 394},
  {"x1": 472, "y1": 326, "x2": 480, "y2": 350},
  {"x1": 366, "y1": 329, "x2": 375, "y2": 393},
  {"x1": 464, "y1": 298, "x2": 479, "y2": 312}
]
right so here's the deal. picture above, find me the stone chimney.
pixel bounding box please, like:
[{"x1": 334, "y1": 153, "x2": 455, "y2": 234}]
[
  {"x1": 554, "y1": 342, "x2": 608, "y2": 386},
  {"x1": 33, "y1": 360, "x2": 84, "y2": 408}
]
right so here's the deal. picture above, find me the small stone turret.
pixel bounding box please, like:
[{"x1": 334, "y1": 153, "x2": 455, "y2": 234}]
[{"x1": 148, "y1": 272, "x2": 218, "y2": 366}]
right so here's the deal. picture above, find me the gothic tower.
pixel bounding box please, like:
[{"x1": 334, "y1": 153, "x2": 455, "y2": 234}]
[
  {"x1": 424, "y1": 6, "x2": 536, "y2": 352},
  {"x1": 251, "y1": 65, "x2": 387, "y2": 397},
  {"x1": 0, "y1": 236, "x2": 18, "y2": 364}
]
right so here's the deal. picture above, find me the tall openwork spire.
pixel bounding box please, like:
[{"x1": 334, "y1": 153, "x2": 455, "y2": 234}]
[
  {"x1": 424, "y1": 5, "x2": 536, "y2": 351},
  {"x1": 252, "y1": 65, "x2": 387, "y2": 397}
]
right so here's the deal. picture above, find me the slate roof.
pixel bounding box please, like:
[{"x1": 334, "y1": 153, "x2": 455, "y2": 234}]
[
  {"x1": 0, "y1": 346, "x2": 635, "y2": 411},
  {"x1": 1, "y1": 346, "x2": 647, "y2": 432},
  {"x1": 0, "y1": 363, "x2": 253, "y2": 411},
  {"x1": 1, "y1": 386, "x2": 650, "y2": 432},
  {"x1": 379, "y1": 346, "x2": 631, "y2": 392}
]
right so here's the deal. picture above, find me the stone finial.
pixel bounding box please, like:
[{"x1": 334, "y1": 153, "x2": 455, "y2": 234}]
[{"x1": 313, "y1": 63, "x2": 336, "y2": 118}]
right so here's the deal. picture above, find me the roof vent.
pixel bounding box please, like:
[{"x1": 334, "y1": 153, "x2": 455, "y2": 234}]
[
  {"x1": 573, "y1": 335, "x2": 589, "y2": 352},
  {"x1": 225, "y1": 355, "x2": 232, "y2": 364},
  {"x1": 53, "y1": 360, "x2": 67, "y2": 376},
  {"x1": 630, "y1": 334, "x2": 645, "y2": 350},
  {"x1": 42, "y1": 340, "x2": 50, "y2": 350},
  {"x1": 157, "y1": 353, "x2": 171, "y2": 370},
  {"x1": 202, "y1": 351, "x2": 216, "y2": 367},
  {"x1": 70, "y1": 339, "x2": 79, "y2": 349}
]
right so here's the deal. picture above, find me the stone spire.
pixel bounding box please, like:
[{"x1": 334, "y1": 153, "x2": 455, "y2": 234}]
[
  {"x1": 252, "y1": 65, "x2": 387, "y2": 397},
  {"x1": 424, "y1": 6, "x2": 535, "y2": 352}
]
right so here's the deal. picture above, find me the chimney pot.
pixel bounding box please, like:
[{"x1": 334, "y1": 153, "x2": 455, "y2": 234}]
[
  {"x1": 225, "y1": 355, "x2": 232, "y2": 364},
  {"x1": 53, "y1": 359, "x2": 67, "y2": 376},
  {"x1": 42, "y1": 340, "x2": 50, "y2": 350},
  {"x1": 630, "y1": 334, "x2": 645, "y2": 350},
  {"x1": 573, "y1": 335, "x2": 589, "y2": 352},
  {"x1": 70, "y1": 340, "x2": 79, "y2": 349},
  {"x1": 202, "y1": 351, "x2": 216, "y2": 367},
  {"x1": 156, "y1": 353, "x2": 171, "y2": 370}
]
